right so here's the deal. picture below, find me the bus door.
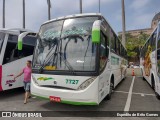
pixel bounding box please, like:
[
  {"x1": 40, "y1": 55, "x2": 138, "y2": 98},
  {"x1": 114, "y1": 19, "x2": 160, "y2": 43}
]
[
  {"x1": 98, "y1": 31, "x2": 110, "y2": 101},
  {"x1": 1, "y1": 33, "x2": 22, "y2": 90},
  {"x1": 0, "y1": 32, "x2": 6, "y2": 91}
]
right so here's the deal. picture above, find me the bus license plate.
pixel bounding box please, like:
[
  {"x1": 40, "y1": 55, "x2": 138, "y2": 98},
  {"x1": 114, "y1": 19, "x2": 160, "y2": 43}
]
[{"x1": 49, "y1": 96, "x2": 61, "y2": 102}]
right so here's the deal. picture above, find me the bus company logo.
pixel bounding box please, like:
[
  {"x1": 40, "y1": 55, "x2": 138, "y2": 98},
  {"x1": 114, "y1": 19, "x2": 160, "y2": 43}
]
[
  {"x1": 5, "y1": 80, "x2": 16, "y2": 87},
  {"x1": 37, "y1": 77, "x2": 54, "y2": 81},
  {"x1": 2, "y1": 112, "x2": 11, "y2": 117}
]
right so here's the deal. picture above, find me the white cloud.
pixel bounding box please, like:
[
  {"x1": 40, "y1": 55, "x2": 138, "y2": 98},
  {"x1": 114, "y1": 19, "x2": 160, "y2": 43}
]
[
  {"x1": 130, "y1": 0, "x2": 151, "y2": 10},
  {"x1": 83, "y1": 0, "x2": 112, "y2": 7},
  {"x1": 127, "y1": 13, "x2": 154, "y2": 30},
  {"x1": 83, "y1": 0, "x2": 117, "y2": 12},
  {"x1": 0, "y1": 0, "x2": 79, "y2": 31},
  {"x1": 5, "y1": 0, "x2": 22, "y2": 28},
  {"x1": 115, "y1": 11, "x2": 122, "y2": 21},
  {"x1": 0, "y1": 0, "x2": 159, "y2": 34},
  {"x1": 52, "y1": 0, "x2": 79, "y2": 16}
]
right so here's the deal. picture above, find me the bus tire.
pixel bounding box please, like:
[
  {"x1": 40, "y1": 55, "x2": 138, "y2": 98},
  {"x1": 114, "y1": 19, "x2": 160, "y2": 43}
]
[
  {"x1": 151, "y1": 75, "x2": 155, "y2": 91},
  {"x1": 143, "y1": 77, "x2": 145, "y2": 81},
  {"x1": 105, "y1": 76, "x2": 114, "y2": 100},
  {"x1": 155, "y1": 92, "x2": 160, "y2": 100},
  {"x1": 106, "y1": 83, "x2": 113, "y2": 100}
]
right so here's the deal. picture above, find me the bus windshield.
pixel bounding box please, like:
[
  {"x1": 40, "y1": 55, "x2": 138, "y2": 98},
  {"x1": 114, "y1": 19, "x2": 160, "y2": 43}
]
[
  {"x1": 33, "y1": 17, "x2": 98, "y2": 71},
  {"x1": 0, "y1": 32, "x2": 5, "y2": 53}
]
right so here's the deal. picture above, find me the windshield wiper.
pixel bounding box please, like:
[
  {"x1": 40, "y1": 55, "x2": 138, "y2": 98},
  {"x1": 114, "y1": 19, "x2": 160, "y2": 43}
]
[
  {"x1": 39, "y1": 46, "x2": 76, "y2": 75},
  {"x1": 83, "y1": 35, "x2": 91, "y2": 70},
  {"x1": 59, "y1": 52, "x2": 76, "y2": 75},
  {"x1": 38, "y1": 34, "x2": 89, "y2": 74},
  {"x1": 38, "y1": 37, "x2": 59, "y2": 73}
]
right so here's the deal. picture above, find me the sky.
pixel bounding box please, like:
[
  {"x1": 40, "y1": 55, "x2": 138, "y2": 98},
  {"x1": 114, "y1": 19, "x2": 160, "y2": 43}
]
[{"x1": 0, "y1": 0, "x2": 160, "y2": 34}]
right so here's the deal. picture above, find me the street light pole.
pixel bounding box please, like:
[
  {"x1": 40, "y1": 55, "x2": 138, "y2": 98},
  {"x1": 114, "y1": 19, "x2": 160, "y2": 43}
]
[
  {"x1": 80, "y1": 0, "x2": 82, "y2": 13},
  {"x1": 121, "y1": 0, "x2": 126, "y2": 47},
  {"x1": 3, "y1": 0, "x2": 5, "y2": 28},
  {"x1": 47, "y1": 0, "x2": 51, "y2": 20},
  {"x1": 23, "y1": 0, "x2": 25, "y2": 28}
]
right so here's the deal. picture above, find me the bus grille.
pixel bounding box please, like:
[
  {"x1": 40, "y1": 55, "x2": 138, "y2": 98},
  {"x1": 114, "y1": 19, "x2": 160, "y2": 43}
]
[{"x1": 39, "y1": 85, "x2": 75, "y2": 90}]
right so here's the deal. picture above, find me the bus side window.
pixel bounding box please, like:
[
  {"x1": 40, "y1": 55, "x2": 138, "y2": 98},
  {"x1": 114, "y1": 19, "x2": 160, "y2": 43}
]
[
  {"x1": 3, "y1": 34, "x2": 18, "y2": 64},
  {"x1": 100, "y1": 32, "x2": 108, "y2": 70},
  {"x1": 157, "y1": 27, "x2": 160, "y2": 75},
  {"x1": 151, "y1": 30, "x2": 156, "y2": 51},
  {"x1": 116, "y1": 38, "x2": 120, "y2": 55},
  {"x1": 111, "y1": 32, "x2": 116, "y2": 53},
  {"x1": 157, "y1": 28, "x2": 160, "y2": 49}
]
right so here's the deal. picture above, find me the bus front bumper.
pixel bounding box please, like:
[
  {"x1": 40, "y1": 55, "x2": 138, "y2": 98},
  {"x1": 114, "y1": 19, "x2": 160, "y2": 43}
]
[{"x1": 31, "y1": 79, "x2": 99, "y2": 105}]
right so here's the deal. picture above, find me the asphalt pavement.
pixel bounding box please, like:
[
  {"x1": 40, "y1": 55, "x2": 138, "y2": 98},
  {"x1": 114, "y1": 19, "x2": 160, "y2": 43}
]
[{"x1": 0, "y1": 70, "x2": 160, "y2": 120}]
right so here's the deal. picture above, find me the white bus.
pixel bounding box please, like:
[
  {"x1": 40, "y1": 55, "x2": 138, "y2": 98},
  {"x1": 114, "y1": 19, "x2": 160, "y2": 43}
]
[
  {"x1": 19, "y1": 13, "x2": 128, "y2": 105},
  {"x1": 0, "y1": 29, "x2": 36, "y2": 91},
  {"x1": 140, "y1": 22, "x2": 160, "y2": 100}
]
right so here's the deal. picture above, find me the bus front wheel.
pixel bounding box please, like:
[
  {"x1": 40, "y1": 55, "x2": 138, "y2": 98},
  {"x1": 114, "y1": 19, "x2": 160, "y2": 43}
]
[
  {"x1": 105, "y1": 82, "x2": 113, "y2": 100},
  {"x1": 151, "y1": 75, "x2": 155, "y2": 91},
  {"x1": 143, "y1": 77, "x2": 145, "y2": 81}
]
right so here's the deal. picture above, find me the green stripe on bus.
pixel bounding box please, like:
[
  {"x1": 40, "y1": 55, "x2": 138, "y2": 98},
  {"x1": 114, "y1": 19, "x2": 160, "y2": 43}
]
[
  {"x1": 61, "y1": 100, "x2": 97, "y2": 105},
  {"x1": 32, "y1": 94, "x2": 98, "y2": 105}
]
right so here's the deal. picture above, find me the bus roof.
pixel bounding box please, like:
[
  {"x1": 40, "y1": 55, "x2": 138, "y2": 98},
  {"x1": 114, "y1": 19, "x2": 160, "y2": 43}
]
[
  {"x1": 41, "y1": 13, "x2": 127, "y2": 50},
  {"x1": 141, "y1": 23, "x2": 159, "y2": 50},
  {"x1": 43, "y1": 13, "x2": 102, "y2": 25},
  {"x1": 0, "y1": 28, "x2": 33, "y2": 35}
]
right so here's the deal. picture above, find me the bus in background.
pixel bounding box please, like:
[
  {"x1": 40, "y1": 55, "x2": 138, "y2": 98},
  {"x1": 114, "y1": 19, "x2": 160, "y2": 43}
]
[
  {"x1": 19, "y1": 13, "x2": 128, "y2": 105},
  {"x1": 0, "y1": 29, "x2": 36, "y2": 91},
  {"x1": 140, "y1": 21, "x2": 160, "y2": 100}
]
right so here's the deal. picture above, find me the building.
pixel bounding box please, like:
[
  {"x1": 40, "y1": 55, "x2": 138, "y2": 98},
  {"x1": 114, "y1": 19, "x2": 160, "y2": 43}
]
[{"x1": 118, "y1": 12, "x2": 160, "y2": 36}]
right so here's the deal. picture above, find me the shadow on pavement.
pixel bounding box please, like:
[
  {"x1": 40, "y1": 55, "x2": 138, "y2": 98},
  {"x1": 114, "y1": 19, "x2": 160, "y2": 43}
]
[
  {"x1": 0, "y1": 87, "x2": 24, "y2": 100},
  {"x1": 40, "y1": 100, "x2": 107, "y2": 111}
]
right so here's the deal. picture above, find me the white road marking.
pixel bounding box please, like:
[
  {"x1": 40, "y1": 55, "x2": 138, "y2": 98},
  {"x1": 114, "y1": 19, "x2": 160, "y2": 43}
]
[
  {"x1": 124, "y1": 76, "x2": 135, "y2": 111},
  {"x1": 114, "y1": 91, "x2": 128, "y2": 94},
  {"x1": 132, "y1": 92, "x2": 155, "y2": 96},
  {"x1": 114, "y1": 91, "x2": 155, "y2": 96}
]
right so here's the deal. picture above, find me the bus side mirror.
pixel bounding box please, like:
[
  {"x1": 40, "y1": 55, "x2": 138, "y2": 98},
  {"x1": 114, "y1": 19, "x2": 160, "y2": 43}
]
[
  {"x1": 18, "y1": 32, "x2": 37, "y2": 50},
  {"x1": 18, "y1": 38, "x2": 23, "y2": 50},
  {"x1": 92, "y1": 20, "x2": 101, "y2": 44}
]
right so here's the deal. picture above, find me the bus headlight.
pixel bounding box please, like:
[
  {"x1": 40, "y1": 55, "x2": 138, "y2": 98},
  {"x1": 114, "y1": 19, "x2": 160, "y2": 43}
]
[
  {"x1": 32, "y1": 75, "x2": 39, "y2": 86},
  {"x1": 77, "y1": 77, "x2": 96, "y2": 90}
]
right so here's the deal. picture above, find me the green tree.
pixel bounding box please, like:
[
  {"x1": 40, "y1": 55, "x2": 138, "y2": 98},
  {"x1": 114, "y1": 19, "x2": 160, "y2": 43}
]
[{"x1": 119, "y1": 32, "x2": 149, "y2": 62}]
